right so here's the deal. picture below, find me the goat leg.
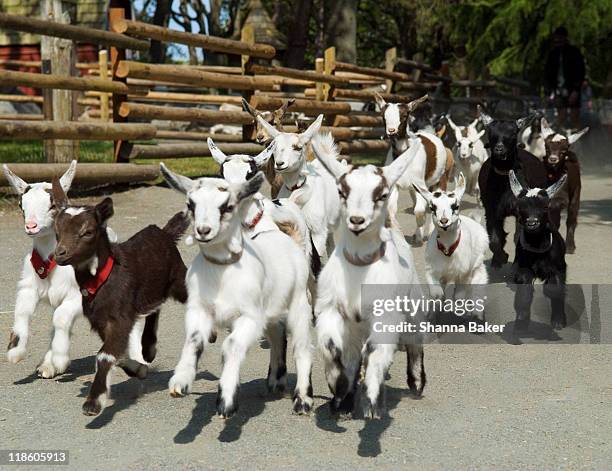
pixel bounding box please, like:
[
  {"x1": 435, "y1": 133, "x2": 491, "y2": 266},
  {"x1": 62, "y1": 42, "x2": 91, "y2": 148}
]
[
  {"x1": 406, "y1": 345, "x2": 426, "y2": 397},
  {"x1": 141, "y1": 310, "x2": 160, "y2": 363},
  {"x1": 513, "y1": 270, "x2": 535, "y2": 332},
  {"x1": 565, "y1": 189, "x2": 580, "y2": 254},
  {"x1": 544, "y1": 276, "x2": 567, "y2": 330},
  {"x1": 487, "y1": 215, "x2": 509, "y2": 268},
  {"x1": 265, "y1": 322, "x2": 288, "y2": 394}
]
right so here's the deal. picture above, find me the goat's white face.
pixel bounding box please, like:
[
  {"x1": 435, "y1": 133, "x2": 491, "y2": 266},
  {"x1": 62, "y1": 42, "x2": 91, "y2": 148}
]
[
  {"x1": 383, "y1": 103, "x2": 403, "y2": 136},
  {"x1": 159, "y1": 164, "x2": 263, "y2": 244},
  {"x1": 338, "y1": 166, "x2": 391, "y2": 235},
  {"x1": 208, "y1": 138, "x2": 274, "y2": 184},
  {"x1": 455, "y1": 130, "x2": 485, "y2": 159},
  {"x1": 255, "y1": 114, "x2": 323, "y2": 173},
  {"x1": 311, "y1": 133, "x2": 423, "y2": 236},
  {"x1": 414, "y1": 173, "x2": 466, "y2": 231},
  {"x1": 3, "y1": 161, "x2": 76, "y2": 237}
]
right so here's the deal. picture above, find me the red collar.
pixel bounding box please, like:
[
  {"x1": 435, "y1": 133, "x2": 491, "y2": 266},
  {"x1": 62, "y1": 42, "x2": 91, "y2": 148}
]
[
  {"x1": 243, "y1": 208, "x2": 264, "y2": 230},
  {"x1": 79, "y1": 256, "x2": 114, "y2": 301},
  {"x1": 437, "y1": 230, "x2": 461, "y2": 257},
  {"x1": 285, "y1": 176, "x2": 307, "y2": 192},
  {"x1": 30, "y1": 250, "x2": 56, "y2": 279}
]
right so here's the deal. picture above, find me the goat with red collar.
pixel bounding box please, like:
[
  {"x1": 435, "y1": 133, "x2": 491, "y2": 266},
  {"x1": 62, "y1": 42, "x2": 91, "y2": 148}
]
[
  {"x1": 50, "y1": 178, "x2": 189, "y2": 416},
  {"x1": 2, "y1": 161, "x2": 83, "y2": 378},
  {"x1": 414, "y1": 173, "x2": 489, "y2": 313}
]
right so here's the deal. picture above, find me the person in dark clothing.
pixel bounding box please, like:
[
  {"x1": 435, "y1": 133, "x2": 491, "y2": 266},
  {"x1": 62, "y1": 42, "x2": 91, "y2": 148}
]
[{"x1": 544, "y1": 26, "x2": 585, "y2": 129}]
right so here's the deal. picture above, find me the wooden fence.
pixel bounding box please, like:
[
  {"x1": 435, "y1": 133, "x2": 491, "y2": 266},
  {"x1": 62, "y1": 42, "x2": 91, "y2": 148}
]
[{"x1": 0, "y1": 8, "x2": 534, "y2": 184}]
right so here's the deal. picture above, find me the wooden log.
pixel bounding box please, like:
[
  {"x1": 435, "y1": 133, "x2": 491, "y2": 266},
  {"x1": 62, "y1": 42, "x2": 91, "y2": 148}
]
[
  {"x1": 394, "y1": 81, "x2": 439, "y2": 91},
  {"x1": 492, "y1": 75, "x2": 530, "y2": 89},
  {"x1": 98, "y1": 50, "x2": 109, "y2": 121},
  {"x1": 135, "y1": 91, "x2": 243, "y2": 105},
  {"x1": 0, "y1": 121, "x2": 157, "y2": 140},
  {"x1": 452, "y1": 80, "x2": 496, "y2": 88},
  {"x1": 0, "y1": 69, "x2": 134, "y2": 94},
  {"x1": 0, "y1": 59, "x2": 97, "y2": 69},
  {"x1": 335, "y1": 61, "x2": 410, "y2": 82},
  {"x1": 248, "y1": 63, "x2": 349, "y2": 86},
  {"x1": 311, "y1": 88, "x2": 420, "y2": 103},
  {"x1": 279, "y1": 126, "x2": 383, "y2": 140},
  {"x1": 119, "y1": 103, "x2": 253, "y2": 124},
  {"x1": 0, "y1": 114, "x2": 44, "y2": 121},
  {"x1": 249, "y1": 96, "x2": 351, "y2": 114},
  {"x1": 339, "y1": 139, "x2": 388, "y2": 153},
  {"x1": 0, "y1": 94, "x2": 43, "y2": 103},
  {"x1": 334, "y1": 114, "x2": 383, "y2": 127},
  {"x1": 116, "y1": 61, "x2": 278, "y2": 91},
  {"x1": 0, "y1": 13, "x2": 149, "y2": 51},
  {"x1": 397, "y1": 57, "x2": 435, "y2": 73},
  {"x1": 385, "y1": 47, "x2": 397, "y2": 93},
  {"x1": 129, "y1": 142, "x2": 264, "y2": 159},
  {"x1": 116, "y1": 19, "x2": 275, "y2": 59},
  {"x1": 155, "y1": 130, "x2": 244, "y2": 142},
  {"x1": 0, "y1": 163, "x2": 158, "y2": 186}
]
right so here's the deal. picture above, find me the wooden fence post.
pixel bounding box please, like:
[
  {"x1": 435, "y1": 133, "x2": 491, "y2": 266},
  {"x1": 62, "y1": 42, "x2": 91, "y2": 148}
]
[
  {"x1": 385, "y1": 47, "x2": 397, "y2": 93},
  {"x1": 315, "y1": 58, "x2": 325, "y2": 101},
  {"x1": 241, "y1": 24, "x2": 255, "y2": 142},
  {"x1": 41, "y1": 0, "x2": 55, "y2": 162},
  {"x1": 109, "y1": 6, "x2": 130, "y2": 162},
  {"x1": 98, "y1": 50, "x2": 109, "y2": 121},
  {"x1": 323, "y1": 47, "x2": 336, "y2": 102}
]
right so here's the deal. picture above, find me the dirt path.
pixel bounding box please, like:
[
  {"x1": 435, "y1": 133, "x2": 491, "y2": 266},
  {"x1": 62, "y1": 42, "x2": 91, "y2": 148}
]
[{"x1": 0, "y1": 160, "x2": 611, "y2": 469}]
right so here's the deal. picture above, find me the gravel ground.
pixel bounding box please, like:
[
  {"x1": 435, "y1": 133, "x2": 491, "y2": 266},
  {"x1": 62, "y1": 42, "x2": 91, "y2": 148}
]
[{"x1": 0, "y1": 152, "x2": 611, "y2": 470}]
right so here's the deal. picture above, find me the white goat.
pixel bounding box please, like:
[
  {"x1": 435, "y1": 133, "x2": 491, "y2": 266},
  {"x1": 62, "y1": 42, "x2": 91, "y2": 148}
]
[
  {"x1": 375, "y1": 93, "x2": 453, "y2": 245},
  {"x1": 160, "y1": 166, "x2": 314, "y2": 417},
  {"x1": 255, "y1": 114, "x2": 341, "y2": 257},
  {"x1": 2, "y1": 161, "x2": 82, "y2": 378},
  {"x1": 446, "y1": 116, "x2": 487, "y2": 205},
  {"x1": 311, "y1": 135, "x2": 427, "y2": 418},
  {"x1": 413, "y1": 174, "x2": 489, "y2": 314}
]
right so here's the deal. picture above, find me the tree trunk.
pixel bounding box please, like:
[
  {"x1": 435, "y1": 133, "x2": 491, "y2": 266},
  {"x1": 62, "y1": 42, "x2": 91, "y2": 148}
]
[
  {"x1": 150, "y1": 0, "x2": 171, "y2": 63},
  {"x1": 324, "y1": 0, "x2": 357, "y2": 63},
  {"x1": 284, "y1": 0, "x2": 313, "y2": 69}
]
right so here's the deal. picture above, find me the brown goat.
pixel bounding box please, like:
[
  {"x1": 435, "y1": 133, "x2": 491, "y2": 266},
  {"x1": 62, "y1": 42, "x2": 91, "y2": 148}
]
[
  {"x1": 544, "y1": 136, "x2": 582, "y2": 254},
  {"x1": 51, "y1": 178, "x2": 189, "y2": 416}
]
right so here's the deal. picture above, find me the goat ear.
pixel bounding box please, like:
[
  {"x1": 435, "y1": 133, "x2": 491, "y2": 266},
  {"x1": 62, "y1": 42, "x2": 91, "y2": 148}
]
[
  {"x1": 256, "y1": 115, "x2": 280, "y2": 139},
  {"x1": 374, "y1": 92, "x2": 387, "y2": 110},
  {"x1": 468, "y1": 118, "x2": 479, "y2": 129},
  {"x1": 235, "y1": 171, "x2": 264, "y2": 202},
  {"x1": 59, "y1": 160, "x2": 77, "y2": 192},
  {"x1": 545, "y1": 174, "x2": 567, "y2": 199},
  {"x1": 446, "y1": 115, "x2": 459, "y2": 132},
  {"x1": 568, "y1": 127, "x2": 589, "y2": 145},
  {"x1": 454, "y1": 172, "x2": 466, "y2": 201},
  {"x1": 95, "y1": 197, "x2": 114, "y2": 224},
  {"x1": 435, "y1": 124, "x2": 446, "y2": 138},
  {"x1": 160, "y1": 162, "x2": 194, "y2": 194},
  {"x1": 508, "y1": 170, "x2": 525, "y2": 197},
  {"x1": 253, "y1": 140, "x2": 275, "y2": 167},
  {"x1": 241, "y1": 98, "x2": 258, "y2": 118},
  {"x1": 407, "y1": 94, "x2": 428, "y2": 113},
  {"x1": 2, "y1": 164, "x2": 28, "y2": 194},
  {"x1": 473, "y1": 129, "x2": 485, "y2": 141},
  {"x1": 384, "y1": 137, "x2": 423, "y2": 187},
  {"x1": 299, "y1": 114, "x2": 323, "y2": 144},
  {"x1": 311, "y1": 133, "x2": 347, "y2": 180},
  {"x1": 477, "y1": 105, "x2": 494, "y2": 127},
  {"x1": 540, "y1": 117, "x2": 555, "y2": 139},
  {"x1": 515, "y1": 116, "x2": 529, "y2": 130},
  {"x1": 207, "y1": 138, "x2": 227, "y2": 166},
  {"x1": 411, "y1": 183, "x2": 432, "y2": 204},
  {"x1": 51, "y1": 176, "x2": 69, "y2": 209}
]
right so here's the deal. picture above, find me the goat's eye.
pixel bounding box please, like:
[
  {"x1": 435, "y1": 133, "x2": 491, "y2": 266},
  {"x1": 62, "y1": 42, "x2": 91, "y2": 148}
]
[
  {"x1": 338, "y1": 188, "x2": 347, "y2": 199},
  {"x1": 451, "y1": 203, "x2": 459, "y2": 211},
  {"x1": 292, "y1": 144, "x2": 303, "y2": 151},
  {"x1": 80, "y1": 230, "x2": 94, "y2": 238},
  {"x1": 187, "y1": 199, "x2": 195, "y2": 213},
  {"x1": 377, "y1": 192, "x2": 389, "y2": 202},
  {"x1": 430, "y1": 204, "x2": 437, "y2": 212}
]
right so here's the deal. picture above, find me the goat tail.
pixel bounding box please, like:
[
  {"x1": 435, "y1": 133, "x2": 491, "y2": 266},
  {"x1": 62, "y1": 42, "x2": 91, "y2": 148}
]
[
  {"x1": 313, "y1": 131, "x2": 342, "y2": 161},
  {"x1": 162, "y1": 211, "x2": 190, "y2": 244}
]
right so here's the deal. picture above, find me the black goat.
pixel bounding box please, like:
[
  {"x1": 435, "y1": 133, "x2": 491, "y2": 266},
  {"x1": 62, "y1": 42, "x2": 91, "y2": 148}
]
[
  {"x1": 51, "y1": 178, "x2": 189, "y2": 416},
  {"x1": 478, "y1": 109, "x2": 547, "y2": 267},
  {"x1": 509, "y1": 170, "x2": 568, "y2": 331}
]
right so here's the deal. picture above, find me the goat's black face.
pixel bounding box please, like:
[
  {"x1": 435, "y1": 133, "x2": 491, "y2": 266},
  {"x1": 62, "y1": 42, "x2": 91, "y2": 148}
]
[
  {"x1": 516, "y1": 191, "x2": 550, "y2": 233},
  {"x1": 486, "y1": 120, "x2": 519, "y2": 170}
]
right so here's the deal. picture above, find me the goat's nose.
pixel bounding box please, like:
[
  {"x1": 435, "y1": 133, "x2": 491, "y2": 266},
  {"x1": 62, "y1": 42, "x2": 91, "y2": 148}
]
[
  {"x1": 349, "y1": 216, "x2": 365, "y2": 225},
  {"x1": 387, "y1": 128, "x2": 397, "y2": 135},
  {"x1": 439, "y1": 217, "x2": 449, "y2": 225},
  {"x1": 493, "y1": 143, "x2": 505, "y2": 152},
  {"x1": 25, "y1": 222, "x2": 38, "y2": 230},
  {"x1": 197, "y1": 225, "x2": 212, "y2": 237}
]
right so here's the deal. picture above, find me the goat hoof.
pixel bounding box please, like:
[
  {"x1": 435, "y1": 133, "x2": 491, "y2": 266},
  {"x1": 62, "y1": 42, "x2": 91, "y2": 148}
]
[
  {"x1": 169, "y1": 375, "x2": 192, "y2": 397},
  {"x1": 491, "y1": 252, "x2": 509, "y2": 268},
  {"x1": 364, "y1": 401, "x2": 382, "y2": 420},
  {"x1": 292, "y1": 395, "x2": 313, "y2": 415},
  {"x1": 37, "y1": 363, "x2": 57, "y2": 379},
  {"x1": 216, "y1": 387, "x2": 238, "y2": 418},
  {"x1": 7, "y1": 346, "x2": 26, "y2": 364},
  {"x1": 82, "y1": 399, "x2": 102, "y2": 416},
  {"x1": 566, "y1": 246, "x2": 575, "y2": 254},
  {"x1": 551, "y1": 317, "x2": 567, "y2": 330}
]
